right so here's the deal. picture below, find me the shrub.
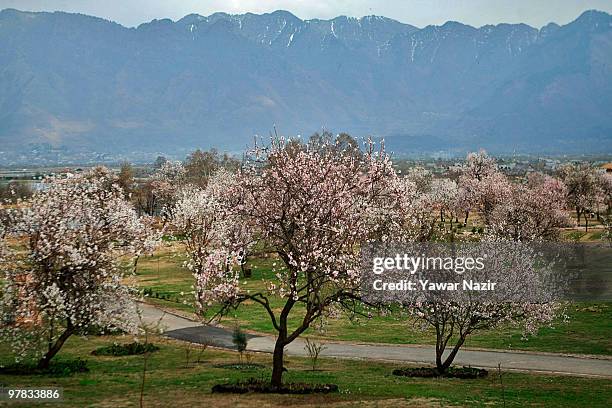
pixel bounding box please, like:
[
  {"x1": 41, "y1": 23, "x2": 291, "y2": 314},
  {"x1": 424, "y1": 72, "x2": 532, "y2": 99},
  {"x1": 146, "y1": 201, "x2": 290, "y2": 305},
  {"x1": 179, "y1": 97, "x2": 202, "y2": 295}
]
[
  {"x1": 392, "y1": 366, "x2": 488, "y2": 379},
  {"x1": 211, "y1": 378, "x2": 338, "y2": 394},
  {"x1": 0, "y1": 358, "x2": 89, "y2": 377},
  {"x1": 91, "y1": 342, "x2": 160, "y2": 356},
  {"x1": 232, "y1": 327, "x2": 248, "y2": 362}
]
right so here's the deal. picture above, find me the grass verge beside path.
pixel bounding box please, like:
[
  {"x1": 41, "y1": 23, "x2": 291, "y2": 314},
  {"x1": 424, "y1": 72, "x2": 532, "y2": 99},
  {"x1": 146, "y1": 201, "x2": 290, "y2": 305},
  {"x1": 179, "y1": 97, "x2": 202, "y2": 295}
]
[{"x1": 1, "y1": 335, "x2": 610, "y2": 407}]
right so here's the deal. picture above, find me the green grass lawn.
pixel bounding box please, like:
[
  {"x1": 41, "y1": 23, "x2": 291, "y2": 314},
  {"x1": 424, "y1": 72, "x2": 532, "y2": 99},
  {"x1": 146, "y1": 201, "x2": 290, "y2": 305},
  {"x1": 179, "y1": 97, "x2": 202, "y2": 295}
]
[
  {"x1": 135, "y1": 246, "x2": 612, "y2": 356},
  {"x1": 1, "y1": 334, "x2": 610, "y2": 407}
]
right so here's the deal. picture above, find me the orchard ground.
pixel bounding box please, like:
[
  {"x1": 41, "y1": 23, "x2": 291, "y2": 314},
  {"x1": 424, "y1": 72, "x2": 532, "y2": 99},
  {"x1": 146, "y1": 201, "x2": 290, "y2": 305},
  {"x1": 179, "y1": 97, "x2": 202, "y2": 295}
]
[
  {"x1": 134, "y1": 241, "x2": 612, "y2": 357},
  {"x1": 1, "y1": 176, "x2": 610, "y2": 406},
  {"x1": 0, "y1": 335, "x2": 610, "y2": 407}
]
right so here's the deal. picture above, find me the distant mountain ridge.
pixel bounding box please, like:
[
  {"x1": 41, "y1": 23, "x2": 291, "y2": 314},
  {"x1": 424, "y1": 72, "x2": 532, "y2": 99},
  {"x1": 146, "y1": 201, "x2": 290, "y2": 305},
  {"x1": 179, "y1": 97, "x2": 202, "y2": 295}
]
[{"x1": 0, "y1": 8, "x2": 611, "y2": 157}]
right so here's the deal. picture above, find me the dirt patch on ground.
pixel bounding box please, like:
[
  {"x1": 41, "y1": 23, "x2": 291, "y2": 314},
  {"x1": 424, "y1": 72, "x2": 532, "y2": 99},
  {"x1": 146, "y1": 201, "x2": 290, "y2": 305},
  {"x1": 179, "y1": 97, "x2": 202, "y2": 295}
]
[
  {"x1": 323, "y1": 398, "x2": 450, "y2": 408},
  {"x1": 114, "y1": 394, "x2": 448, "y2": 408}
]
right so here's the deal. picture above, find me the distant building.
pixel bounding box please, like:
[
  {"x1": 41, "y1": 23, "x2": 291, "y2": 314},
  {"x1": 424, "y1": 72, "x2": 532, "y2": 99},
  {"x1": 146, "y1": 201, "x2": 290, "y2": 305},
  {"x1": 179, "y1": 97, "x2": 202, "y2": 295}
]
[{"x1": 601, "y1": 163, "x2": 612, "y2": 173}]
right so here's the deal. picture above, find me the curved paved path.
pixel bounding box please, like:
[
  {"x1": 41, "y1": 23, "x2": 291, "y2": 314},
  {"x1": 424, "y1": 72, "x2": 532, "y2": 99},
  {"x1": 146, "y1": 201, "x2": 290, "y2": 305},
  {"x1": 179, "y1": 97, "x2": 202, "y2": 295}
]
[{"x1": 139, "y1": 303, "x2": 612, "y2": 378}]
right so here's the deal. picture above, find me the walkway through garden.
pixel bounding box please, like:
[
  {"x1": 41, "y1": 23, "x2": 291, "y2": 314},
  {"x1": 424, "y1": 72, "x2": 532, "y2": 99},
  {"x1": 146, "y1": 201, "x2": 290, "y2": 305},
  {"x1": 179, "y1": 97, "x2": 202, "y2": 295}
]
[{"x1": 139, "y1": 302, "x2": 612, "y2": 378}]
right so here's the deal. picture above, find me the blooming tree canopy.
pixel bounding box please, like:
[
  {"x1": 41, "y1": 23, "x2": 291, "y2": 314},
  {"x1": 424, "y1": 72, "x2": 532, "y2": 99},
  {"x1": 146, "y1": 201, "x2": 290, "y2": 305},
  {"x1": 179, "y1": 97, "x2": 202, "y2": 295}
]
[
  {"x1": 170, "y1": 169, "x2": 250, "y2": 312},
  {"x1": 389, "y1": 174, "x2": 440, "y2": 241},
  {"x1": 0, "y1": 168, "x2": 157, "y2": 368},
  {"x1": 387, "y1": 154, "x2": 565, "y2": 373},
  {"x1": 389, "y1": 242, "x2": 562, "y2": 373},
  {"x1": 489, "y1": 174, "x2": 569, "y2": 241},
  {"x1": 190, "y1": 137, "x2": 395, "y2": 387},
  {"x1": 383, "y1": 169, "x2": 460, "y2": 242},
  {"x1": 151, "y1": 160, "x2": 188, "y2": 218},
  {"x1": 461, "y1": 150, "x2": 498, "y2": 181},
  {"x1": 600, "y1": 172, "x2": 612, "y2": 214},
  {"x1": 559, "y1": 163, "x2": 604, "y2": 231},
  {"x1": 457, "y1": 151, "x2": 511, "y2": 226},
  {"x1": 430, "y1": 178, "x2": 459, "y2": 223}
]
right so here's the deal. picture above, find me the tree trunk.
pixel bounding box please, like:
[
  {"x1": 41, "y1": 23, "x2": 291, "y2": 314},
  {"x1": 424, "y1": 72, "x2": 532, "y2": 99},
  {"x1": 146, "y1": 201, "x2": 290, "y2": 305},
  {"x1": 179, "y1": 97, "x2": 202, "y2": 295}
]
[
  {"x1": 270, "y1": 337, "x2": 285, "y2": 388},
  {"x1": 438, "y1": 336, "x2": 466, "y2": 373},
  {"x1": 435, "y1": 342, "x2": 444, "y2": 370},
  {"x1": 434, "y1": 326, "x2": 445, "y2": 369},
  {"x1": 37, "y1": 323, "x2": 74, "y2": 369},
  {"x1": 463, "y1": 211, "x2": 469, "y2": 227}
]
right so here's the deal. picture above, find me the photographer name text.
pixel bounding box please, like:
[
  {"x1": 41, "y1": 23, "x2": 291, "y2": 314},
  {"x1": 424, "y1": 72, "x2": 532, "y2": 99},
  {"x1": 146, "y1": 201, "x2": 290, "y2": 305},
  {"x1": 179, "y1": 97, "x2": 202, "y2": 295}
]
[{"x1": 372, "y1": 279, "x2": 497, "y2": 291}]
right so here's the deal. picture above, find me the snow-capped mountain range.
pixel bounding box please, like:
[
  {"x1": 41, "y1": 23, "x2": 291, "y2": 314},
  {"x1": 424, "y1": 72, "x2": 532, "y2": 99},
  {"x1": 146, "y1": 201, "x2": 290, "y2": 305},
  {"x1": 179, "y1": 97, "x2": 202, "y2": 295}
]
[{"x1": 0, "y1": 8, "x2": 611, "y2": 155}]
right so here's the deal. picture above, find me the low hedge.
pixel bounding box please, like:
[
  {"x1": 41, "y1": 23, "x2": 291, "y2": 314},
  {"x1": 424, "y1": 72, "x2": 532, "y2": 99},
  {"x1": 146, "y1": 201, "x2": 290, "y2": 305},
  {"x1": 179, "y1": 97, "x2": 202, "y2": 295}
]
[
  {"x1": 392, "y1": 366, "x2": 488, "y2": 379},
  {"x1": 212, "y1": 378, "x2": 339, "y2": 394},
  {"x1": 91, "y1": 342, "x2": 159, "y2": 356},
  {"x1": 0, "y1": 358, "x2": 89, "y2": 377}
]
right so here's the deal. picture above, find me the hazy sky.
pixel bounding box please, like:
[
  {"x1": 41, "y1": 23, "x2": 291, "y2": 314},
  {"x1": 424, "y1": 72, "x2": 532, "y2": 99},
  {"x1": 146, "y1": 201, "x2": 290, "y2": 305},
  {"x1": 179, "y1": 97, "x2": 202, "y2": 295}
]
[{"x1": 1, "y1": 0, "x2": 611, "y2": 28}]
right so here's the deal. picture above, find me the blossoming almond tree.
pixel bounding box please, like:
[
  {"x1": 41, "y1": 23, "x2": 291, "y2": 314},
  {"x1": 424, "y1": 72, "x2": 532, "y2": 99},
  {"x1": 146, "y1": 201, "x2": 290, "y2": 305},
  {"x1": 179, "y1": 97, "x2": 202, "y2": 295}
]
[
  {"x1": 380, "y1": 167, "x2": 438, "y2": 240},
  {"x1": 392, "y1": 242, "x2": 562, "y2": 374},
  {"x1": 390, "y1": 174, "x2": 460, "y2": 241},
  {"x1": 489, "y1": 174, "x2": 569, "y2": 241},
  {"x1": 385, "y1": 161, "x2": 563, "y2": 373},
  {"x1": 0, "y1": 168, "x2": 157, "y2": 368},
  {"x1": 389, "y1": 175, "x2": 440, "y2": 241},
  {"x1": 457, "y1": 151, "x2": 510, "y2": 226},
  {"x1": 191, "y1": 138, "x2": 395, "y2": 387},
  {"x1": 170, "y1": 169, "x2": 250, "y2": 312},
  {"x1": 430, "y1": 178, "x2": 459, "y2": 225},
  {"x1": 600, "y1": 172, "x2": 612, "y2": 215},
  {"x1": 461, "y1": 172, "x2": 512, "y2": 228},
  {"x1": 150, "y1": 161, "x2": 188, "y2": 219},
  {"x1": 461, "y1": 151, "x2": 498, "y2": 182},
  {"x1": 560, "y1": 163, "x2": 604, "y2": 231}
]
